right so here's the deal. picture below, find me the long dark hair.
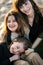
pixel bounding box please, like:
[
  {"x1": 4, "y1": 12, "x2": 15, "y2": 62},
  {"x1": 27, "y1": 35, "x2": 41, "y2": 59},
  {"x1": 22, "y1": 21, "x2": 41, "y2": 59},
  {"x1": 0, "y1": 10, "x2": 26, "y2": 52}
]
[{"x1": 13, "y1": 0, "x2": 42, "y2": 26}]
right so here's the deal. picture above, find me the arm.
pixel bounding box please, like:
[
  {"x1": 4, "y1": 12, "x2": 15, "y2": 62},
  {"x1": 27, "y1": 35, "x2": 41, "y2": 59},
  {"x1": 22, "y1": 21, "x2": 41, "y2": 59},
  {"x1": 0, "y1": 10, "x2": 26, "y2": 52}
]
[
  {"x1": 0, "y1": 55, "x2": 20, "y2": 65},
  {"x1": 0, "y1": 59, "x2": 11, "y2": 65},
  {"x1": 0, "y1": 43, "x2": 20, "y2": 65}
]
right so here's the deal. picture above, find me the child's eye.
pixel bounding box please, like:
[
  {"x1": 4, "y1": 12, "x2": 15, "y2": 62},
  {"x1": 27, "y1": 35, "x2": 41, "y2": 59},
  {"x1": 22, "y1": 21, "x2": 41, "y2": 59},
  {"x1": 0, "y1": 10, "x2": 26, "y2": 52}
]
[{"x1": 17, "y1": 46, "x2": 20, "y2": 49}]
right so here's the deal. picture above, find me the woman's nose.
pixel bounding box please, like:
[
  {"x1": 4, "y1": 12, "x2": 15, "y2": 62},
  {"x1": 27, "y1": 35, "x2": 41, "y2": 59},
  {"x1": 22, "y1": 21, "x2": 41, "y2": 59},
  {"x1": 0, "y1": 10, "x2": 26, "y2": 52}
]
[{"x1": 23, "y1": 7, "x2": 27, "y2": 12}]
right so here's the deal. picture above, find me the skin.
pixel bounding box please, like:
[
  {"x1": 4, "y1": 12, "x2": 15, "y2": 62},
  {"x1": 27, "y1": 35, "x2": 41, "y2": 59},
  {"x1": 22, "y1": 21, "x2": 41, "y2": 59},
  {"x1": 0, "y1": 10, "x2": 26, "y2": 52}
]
[{"x1": 7, "y1": 15, "x2": 18, "y2": 32}]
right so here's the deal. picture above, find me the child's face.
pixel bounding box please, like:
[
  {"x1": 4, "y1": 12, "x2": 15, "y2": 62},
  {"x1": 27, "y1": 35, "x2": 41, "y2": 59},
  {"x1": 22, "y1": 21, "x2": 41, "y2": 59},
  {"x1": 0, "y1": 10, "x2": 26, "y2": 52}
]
[
  {"x1": 10, "y1": 42, "x2": 25, "y2": 55},
  {"x1": 7, "y1": 15, "x2": 18, "y2": 32}
]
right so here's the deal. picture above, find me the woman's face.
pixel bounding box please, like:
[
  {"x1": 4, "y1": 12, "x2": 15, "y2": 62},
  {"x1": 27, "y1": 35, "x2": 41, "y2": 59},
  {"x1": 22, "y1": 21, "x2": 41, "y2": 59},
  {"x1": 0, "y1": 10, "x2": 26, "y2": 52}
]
[
  {"x1": 7, "y1": 15, "x2": 18, "y2": 32},
  {"x1": 19, "y1": 0, "x2": 33, "y2": 15}
]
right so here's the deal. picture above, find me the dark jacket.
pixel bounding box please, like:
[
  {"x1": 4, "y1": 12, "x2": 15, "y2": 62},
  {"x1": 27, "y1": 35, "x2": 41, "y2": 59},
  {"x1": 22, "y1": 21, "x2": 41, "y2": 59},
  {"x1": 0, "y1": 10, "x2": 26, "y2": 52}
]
[
  {"x1": 29, "y1": 13, "x2": 43, "y2": 58},
  {"x1": 0, "y1": 42, "x2": 13, "y2": 65},
  {"x1": 34, "y1": 32, "x2": 43, "y2": 59},
  {"x1": 29, "y1": 14, "x2": 43, "y2": 43}
]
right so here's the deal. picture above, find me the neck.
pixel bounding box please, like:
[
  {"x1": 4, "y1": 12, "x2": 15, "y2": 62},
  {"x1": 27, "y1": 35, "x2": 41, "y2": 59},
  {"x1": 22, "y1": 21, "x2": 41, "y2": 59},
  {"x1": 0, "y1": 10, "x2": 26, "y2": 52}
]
[{"x1": 11, "y1": 32, "x2": 17, "y2": 33}]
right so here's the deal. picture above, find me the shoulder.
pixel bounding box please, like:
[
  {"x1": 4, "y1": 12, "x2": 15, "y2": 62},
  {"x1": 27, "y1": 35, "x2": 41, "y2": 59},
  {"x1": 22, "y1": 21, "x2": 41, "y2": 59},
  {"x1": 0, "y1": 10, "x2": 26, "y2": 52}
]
[
  {"x1": 34, "y1": 0, "x2": 43, "y2": 8},
  {"x1": 0, "y1": 31, "x2": 7, "y2": 43},
  {"x1": 34, "y1": 0, "x2": 43, "y2": 16},
  {"x1": 0, "y1": 42, "x2": 9, "y2": 56},
  {"x1": 0, "y1": 42, "x2": 8, "y2": 49},
  {"x1": 38, "y1": 32, "x2": 43, "y2": 39}
]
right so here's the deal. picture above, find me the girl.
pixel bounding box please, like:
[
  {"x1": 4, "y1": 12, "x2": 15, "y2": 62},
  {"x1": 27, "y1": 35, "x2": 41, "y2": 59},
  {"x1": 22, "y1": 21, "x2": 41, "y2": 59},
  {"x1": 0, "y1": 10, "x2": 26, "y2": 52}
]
[
  {"x1": 0, "y1": 11, "x2": 25, "y2": 65},
  {"x1": 0, "y1": 11, "x2": 25, "y2": 43}
]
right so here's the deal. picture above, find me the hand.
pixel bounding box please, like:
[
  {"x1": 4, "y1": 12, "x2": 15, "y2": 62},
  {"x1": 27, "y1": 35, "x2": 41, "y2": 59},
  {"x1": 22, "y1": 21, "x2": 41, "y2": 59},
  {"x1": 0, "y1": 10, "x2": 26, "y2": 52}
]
[
  {"x1": 25, "y1": 48, "x2": 34, "y2": 56},
  {"x1": 20, "y1": 54, "x2": 25, "y2": 59},
  {"x1": 9, "y1": 54, "x2": 20, "y2": 62}
]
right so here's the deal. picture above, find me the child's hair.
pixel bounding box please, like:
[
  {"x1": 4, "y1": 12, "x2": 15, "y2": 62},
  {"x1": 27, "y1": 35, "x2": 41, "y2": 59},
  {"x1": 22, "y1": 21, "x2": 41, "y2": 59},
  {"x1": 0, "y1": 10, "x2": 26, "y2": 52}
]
[{"x1": 11, "y1": 36, "x2": 32, "y2": 50}]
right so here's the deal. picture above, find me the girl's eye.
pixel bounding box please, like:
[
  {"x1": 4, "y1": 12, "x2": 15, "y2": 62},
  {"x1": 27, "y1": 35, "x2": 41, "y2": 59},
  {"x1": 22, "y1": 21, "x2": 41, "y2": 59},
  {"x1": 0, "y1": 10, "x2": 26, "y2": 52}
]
[
  {"x1": 8, "y1": 20, "x2": 11, "y2": 23},
  {"x1": 13, "y1": 20, "x2": 16, "y2": 22},
  {"x1": 13, "y1": 20, "x2": 15, "y2": 22}
]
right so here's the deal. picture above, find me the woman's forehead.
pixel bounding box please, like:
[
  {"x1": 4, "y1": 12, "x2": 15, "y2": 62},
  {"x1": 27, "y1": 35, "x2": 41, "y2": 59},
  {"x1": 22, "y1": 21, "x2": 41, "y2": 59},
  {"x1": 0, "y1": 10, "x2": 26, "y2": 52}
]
[{"x1": 19, "y1": 0, "x2": 30, "y2": 7}]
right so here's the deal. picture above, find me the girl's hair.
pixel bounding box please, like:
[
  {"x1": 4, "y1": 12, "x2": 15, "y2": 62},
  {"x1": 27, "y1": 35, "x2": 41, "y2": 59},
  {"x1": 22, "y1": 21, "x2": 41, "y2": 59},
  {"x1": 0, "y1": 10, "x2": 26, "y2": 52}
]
[{"x1": 0, "y1": 11, "x2": 25, "y2": 44}]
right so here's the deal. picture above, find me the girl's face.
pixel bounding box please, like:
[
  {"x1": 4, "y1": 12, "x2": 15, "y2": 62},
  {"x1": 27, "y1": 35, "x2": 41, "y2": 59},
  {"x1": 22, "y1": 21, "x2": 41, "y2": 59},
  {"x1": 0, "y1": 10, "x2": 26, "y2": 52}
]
[
  {"x1": 10, "y1": 42, "x2": 25, "y2": 55},
  {"x1": 7, "y1": 15, "x2": 18, "y2": 32},
  {"x1": 19, "y1": 0, "x2": 33, "y2": 15}
]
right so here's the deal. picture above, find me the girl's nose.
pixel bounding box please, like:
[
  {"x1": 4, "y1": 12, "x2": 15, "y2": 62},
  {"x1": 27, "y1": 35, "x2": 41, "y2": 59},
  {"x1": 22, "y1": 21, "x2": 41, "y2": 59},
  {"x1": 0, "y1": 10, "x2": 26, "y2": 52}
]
[{"x1": 10, "y1": 21, "x2": 14, "y2": 25}]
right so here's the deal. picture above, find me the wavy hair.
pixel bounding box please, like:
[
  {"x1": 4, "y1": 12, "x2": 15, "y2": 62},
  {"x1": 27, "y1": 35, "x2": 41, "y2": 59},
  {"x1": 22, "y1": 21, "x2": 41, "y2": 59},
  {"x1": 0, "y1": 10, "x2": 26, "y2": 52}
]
[
  {"x1": 0, "y1": 10, "x2": 25, "y2": 44},
  {"x1": 12, "y1": 0, "x2": 42, "y2": 26}
]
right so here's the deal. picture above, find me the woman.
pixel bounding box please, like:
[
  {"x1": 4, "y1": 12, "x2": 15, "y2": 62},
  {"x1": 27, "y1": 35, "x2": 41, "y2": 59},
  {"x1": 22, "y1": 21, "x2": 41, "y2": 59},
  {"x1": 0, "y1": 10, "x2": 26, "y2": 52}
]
[
  {"x1": 13, "y1": 0, "x2": 43, "y2": 43},
  {"x1": 0, "y1": 11, "x2": 26, "y2": 65},
  {"x1": 12, "y1": 0, "x2": 43, "y2": 59}
]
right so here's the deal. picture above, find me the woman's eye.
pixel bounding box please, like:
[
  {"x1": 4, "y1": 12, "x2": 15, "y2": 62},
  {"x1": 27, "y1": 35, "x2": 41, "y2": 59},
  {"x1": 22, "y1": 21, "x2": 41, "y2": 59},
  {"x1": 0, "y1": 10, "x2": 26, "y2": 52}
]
[
  {"x1": 20, "y1": 6, "x2": 22, "y2": 9},
  {"x1": 25, "y1": 2, "x2": 27, "y2": 5}
]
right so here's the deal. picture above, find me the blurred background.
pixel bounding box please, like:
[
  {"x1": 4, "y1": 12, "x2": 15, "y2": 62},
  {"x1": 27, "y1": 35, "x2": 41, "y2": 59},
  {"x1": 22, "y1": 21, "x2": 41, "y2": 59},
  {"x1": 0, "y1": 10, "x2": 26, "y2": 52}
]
[
  {"x1": 0, "y1": 0, "x2": 13, "y2": 25},
  {"x1": 0, "y1": 0, "x2": 43, "y2": 25}
]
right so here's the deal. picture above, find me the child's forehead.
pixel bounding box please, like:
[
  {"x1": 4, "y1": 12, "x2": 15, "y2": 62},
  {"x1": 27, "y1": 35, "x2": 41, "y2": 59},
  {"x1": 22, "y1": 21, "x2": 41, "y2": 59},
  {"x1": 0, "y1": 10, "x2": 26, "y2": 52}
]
[
  {"x1": 13, "y1": 41, "x2": 20, "y2": 44},
  {"x1": 13, "y1": 41, "x2": 24, "y2": 46},
  {"x1": 13, "y1": 41, "x2": 22, "y2": 44}
]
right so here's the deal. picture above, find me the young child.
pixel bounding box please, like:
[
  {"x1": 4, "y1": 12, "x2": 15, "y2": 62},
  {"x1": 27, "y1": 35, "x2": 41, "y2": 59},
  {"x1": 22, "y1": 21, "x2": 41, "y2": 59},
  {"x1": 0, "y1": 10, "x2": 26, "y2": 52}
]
[
  {"x1": 10, "y1": 37, "x2": 43, "y2": 65},
  {"x1": 10, "y1": 37, "x2": 32, "y2": 58}
]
